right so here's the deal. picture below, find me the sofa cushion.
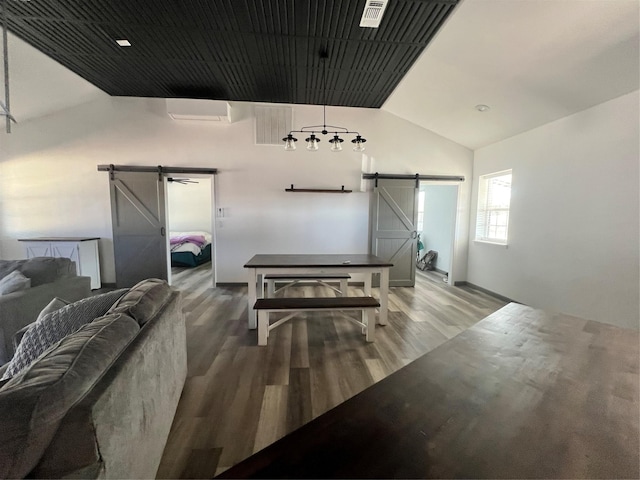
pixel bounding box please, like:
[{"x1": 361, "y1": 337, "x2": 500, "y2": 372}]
[
  {"x1": 36, "y1": 297, "x2": 70, "y2": 321},
  {"x1": 10, "y1": 298, "x2": 71, "y2": 352},
  {"x1": 20, "y1": 257, "x2": 77, "y2": 287},
  {"x1": 0, "y1": 257, "x2": 77, "y2": 288},
  {"x1": 108, "y1": 278, "x2": 173, "y2": 326},
  {"x1": 0, "y1": 270, "x2": 31, "y2": 295},
  {"x1": 0, "y1": 260, "x2": 24, "y2": 281},
  {"x1": 0, "y1": 313, "x2": 140, "y2": 479},
  {"x1": 1, "y1": 289, "x2": 128, "y2": 380}
]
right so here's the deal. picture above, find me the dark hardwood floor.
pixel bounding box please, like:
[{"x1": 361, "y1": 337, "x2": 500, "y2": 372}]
[{"x1": 156, "y1": 265, "x2": 508, "y2": 478}]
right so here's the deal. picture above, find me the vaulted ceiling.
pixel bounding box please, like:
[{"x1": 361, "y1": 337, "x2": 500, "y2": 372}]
[
  {"x1": 2, "y1": 0, "x2": 639, "y2": 149},
  {"x1": 2, "y1": 0, "x2": 459, "y2": 108},
  {"x1": 384, "y1": 0, "x2": 640, "y2": 148}
]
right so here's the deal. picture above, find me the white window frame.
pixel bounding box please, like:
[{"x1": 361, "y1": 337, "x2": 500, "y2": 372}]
[{"x1": 475, "y1": 169, "x2": 512, "y2": 245}]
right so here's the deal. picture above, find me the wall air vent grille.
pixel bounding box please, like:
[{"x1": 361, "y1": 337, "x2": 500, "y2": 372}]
[
  {"x1": 359, "y1": 0, "x2": 389, "y2": 28},
  {"x1": 255, "y1": 106, "x2": 292, "y2": 146}
]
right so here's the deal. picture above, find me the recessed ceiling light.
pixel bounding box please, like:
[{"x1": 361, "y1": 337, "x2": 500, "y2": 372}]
[
  {"x1": 116, "y1": 39, "x2": 131, "y2": 47},
  {"x1": 475, "y1": 104, "x2": 490, "y2": 112}
]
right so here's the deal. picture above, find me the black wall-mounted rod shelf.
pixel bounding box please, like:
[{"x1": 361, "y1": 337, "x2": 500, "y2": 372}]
[{"x1": 285, "y1": 184, "x2": 352, "y2": 193}]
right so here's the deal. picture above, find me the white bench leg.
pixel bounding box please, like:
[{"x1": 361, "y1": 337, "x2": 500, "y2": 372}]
[
  {"x1": 266, "y1": 279, "x2": 275, "y2": 298},
  {"x1": 365, "y1": 308, "x2": 375, "y2": 342},
  {"x1": 258, "y1": 310, "x2": 269, "y2": 346},
  {"x1": 340, "y1": 278, "x2": 348, "y2": 297}
]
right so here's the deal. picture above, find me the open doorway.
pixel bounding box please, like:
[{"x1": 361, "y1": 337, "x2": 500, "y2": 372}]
[
  {"x1": 165, "y1": 175, "x2": 216, "y2": 287},
  {"x1": 416, "y1": 183, "x2": 459, "y2": 285},
  {"x1": 101, "y1": 164, "x2": 217, "y2": 289},
  {"x1": 367, "y1": 174, "x2": 463, "y2": 288}
]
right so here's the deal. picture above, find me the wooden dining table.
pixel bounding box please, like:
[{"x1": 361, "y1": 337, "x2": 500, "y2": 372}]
[{"x1": 243, "y1": 254, "x2": 393, "y2": 330}]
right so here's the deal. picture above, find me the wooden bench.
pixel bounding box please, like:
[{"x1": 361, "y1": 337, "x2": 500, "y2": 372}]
[
  {"x1": 264, "y1": 273, "x2": 351, "y2": 298},
  {"x1": 253, "y1": 296, "x2": 380, "y2": 346}
]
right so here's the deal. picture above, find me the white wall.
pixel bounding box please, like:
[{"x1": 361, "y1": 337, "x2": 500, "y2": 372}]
[
  {"x1": 468, "y1": 91, "x2": 640, "y2": 329},
  {"x1": 167, "y1": 177, "x2": 212, "y2": 233},
  {"x1": 421, "y1": 184, "x2": 457, "y2": 274},
  {"x1": 0, "y1": 97, "x2": 473, "y2": 283}
]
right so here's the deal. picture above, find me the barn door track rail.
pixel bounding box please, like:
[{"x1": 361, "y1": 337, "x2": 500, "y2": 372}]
[{"x1": 362, "y1": 172, "x2": 465, "y2": 188}]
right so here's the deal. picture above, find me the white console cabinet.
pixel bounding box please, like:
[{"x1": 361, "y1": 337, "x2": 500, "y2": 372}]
[{"x1": 19, "y1": 237, "x2": 102, "y2": 289}]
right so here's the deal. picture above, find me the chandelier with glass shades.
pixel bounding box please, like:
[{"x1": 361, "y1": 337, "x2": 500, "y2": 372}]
[{"x1": 283, "y1": 52, "x2": 366, "y2": 153}]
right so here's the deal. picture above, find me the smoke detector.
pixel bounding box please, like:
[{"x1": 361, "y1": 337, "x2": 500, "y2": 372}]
[{"x1": 359, "y1": 0, "x2": 389, "y2": 28}]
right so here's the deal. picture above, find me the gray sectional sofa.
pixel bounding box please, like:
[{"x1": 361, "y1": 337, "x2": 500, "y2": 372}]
[
  {"x1": 0, "y1": 257, "x2": 91, "y2": 364},
  {"x1": 0, "y1": 278, "x2": 187, "y2": 479}
]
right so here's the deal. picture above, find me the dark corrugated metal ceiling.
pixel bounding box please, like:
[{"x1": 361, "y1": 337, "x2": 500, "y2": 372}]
[{"x1": 3, "y1": 0, "x2": 459, "y2": 108}]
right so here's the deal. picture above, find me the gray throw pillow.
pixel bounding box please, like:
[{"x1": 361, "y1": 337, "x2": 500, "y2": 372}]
[
  {"x1": 0, "y1": 270, "x2": 31, "y2": 295},
  {"x1": 37, "y1": 297, "x2": 70, "y2": 321},
  {"x1": 11, "y1": 298, "x2": 71, "y2": 351},
  {"x1": 1, "y1": 289, "x2": 128, "y2": 380}
]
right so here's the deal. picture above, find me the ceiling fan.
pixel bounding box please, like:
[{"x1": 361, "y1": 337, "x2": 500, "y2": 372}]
[{"x1": 167, "y1": 177, "x2": 198, "y2": 185}]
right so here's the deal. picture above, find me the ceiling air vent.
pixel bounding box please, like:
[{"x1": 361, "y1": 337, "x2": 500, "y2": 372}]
[{"x1": 359, "y1": 0, "x2": 389, "y2": 28}]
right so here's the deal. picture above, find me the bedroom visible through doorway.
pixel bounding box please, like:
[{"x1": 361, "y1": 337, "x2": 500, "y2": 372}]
[{"x1": 166, "y1": 175, "x2": 215, "y2": 287}]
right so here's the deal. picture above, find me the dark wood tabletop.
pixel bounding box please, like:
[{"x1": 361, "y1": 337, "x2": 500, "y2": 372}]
[
  {"x1": 219, "y1": 303, "x2": 640, "y2": 479},
  {"x1": 244, "y1": 254, "x2": 393, "y2": 268}
]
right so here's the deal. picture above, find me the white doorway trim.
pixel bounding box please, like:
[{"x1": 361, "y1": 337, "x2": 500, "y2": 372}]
[
  {"x1": 418, "y1": 181, "x2": 461, "y2": 286},
  {"x1": 165, "y1": 173, "x2": 217, "y2": 288}
]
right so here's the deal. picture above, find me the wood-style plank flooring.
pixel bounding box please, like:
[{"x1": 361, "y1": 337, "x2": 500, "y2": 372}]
[{"x1": 156, "y1": 266, "x2": 508, "y2": 478}]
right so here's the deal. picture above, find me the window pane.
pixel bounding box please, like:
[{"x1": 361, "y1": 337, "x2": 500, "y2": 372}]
[{"x1": 475, "y1": 170, "x2": 512, "y2": 243}]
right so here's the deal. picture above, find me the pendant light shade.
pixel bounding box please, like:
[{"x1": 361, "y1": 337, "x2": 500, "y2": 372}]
[
  {"x1": 305, "y1": 134, "x2": 320, "y2": 151},
  {"x1": 351, "y1": 135, "x2": 367, "y2": 152},
  {"x1": 283, "y1": 134, "x2": 298, "y2": 151},
  {"x1": 329, "y1": 135, "x2": 343, "y2": 152}
]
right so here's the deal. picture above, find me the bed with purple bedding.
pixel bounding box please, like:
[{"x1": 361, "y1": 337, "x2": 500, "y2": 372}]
[{"x1": 170, "y1": 231, "x2": 212, "y2": 268}]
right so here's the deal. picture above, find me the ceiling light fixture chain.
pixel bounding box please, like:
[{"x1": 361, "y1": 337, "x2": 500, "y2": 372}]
[
  {"x1": 283, "y1": 50, "x2": 366, "y2": 153},
  {"x1": 323, "y1": 53, "x2": 327, "y2": 127}
]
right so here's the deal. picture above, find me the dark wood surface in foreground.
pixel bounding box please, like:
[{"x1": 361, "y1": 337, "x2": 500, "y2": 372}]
[
  {"x1": 220, "y1": 303, "x2": 640, "y2": 479},
  {"x1": 156, "y1": 268, "x2": 507, "y2": 477}
]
